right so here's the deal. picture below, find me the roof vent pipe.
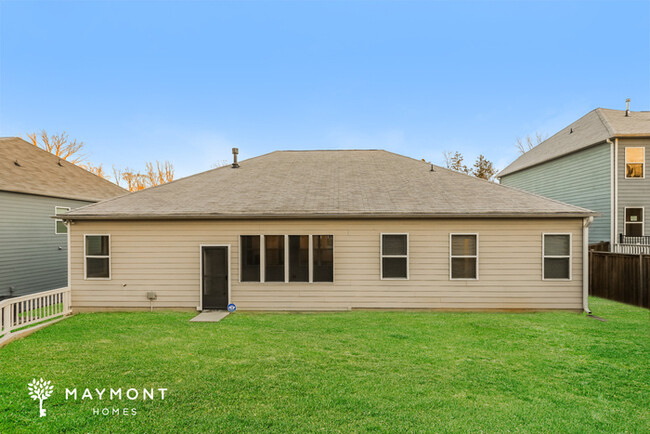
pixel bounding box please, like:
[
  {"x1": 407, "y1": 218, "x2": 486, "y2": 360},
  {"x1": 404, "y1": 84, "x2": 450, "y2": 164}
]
[
  {"x1": 625, "y1": 98, "x2": 630, "y2": 117},
  {"x1": 232, "y1": 148, "x2": 240, "y2": 168}
]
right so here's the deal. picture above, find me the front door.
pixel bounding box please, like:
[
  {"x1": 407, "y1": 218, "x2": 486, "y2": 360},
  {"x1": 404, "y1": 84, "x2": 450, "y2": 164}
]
[{"x1": 201, "y1": 246, "x2": 229, "y2": 310}]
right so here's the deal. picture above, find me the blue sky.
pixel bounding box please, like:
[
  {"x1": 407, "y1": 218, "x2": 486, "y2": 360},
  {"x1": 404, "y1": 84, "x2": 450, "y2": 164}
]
[{"x1": 1, "y1": 1, "x2": 648, "y2": 179}]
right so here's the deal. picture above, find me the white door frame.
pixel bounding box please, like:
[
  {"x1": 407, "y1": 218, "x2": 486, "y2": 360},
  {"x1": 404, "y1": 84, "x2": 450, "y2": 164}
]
[{"x1": 199, "y1": 244, "x2": 231, "y2": 311}]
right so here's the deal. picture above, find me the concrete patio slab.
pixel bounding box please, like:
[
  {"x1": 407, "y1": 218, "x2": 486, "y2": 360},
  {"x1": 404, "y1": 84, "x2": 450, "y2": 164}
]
[{"x1": 190, "y1": 311, "x2": 229, "y2": 322}]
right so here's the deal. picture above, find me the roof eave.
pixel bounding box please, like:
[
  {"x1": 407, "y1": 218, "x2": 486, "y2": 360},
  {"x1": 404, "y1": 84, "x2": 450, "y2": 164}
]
[
  {"x1": 0, "y1": 188, "x2": 115, "y2": 203},
  {"x1": 497, "y1": 138, "x2": 614, "y2": 178},
  {"x1": 611, "y1": 133, "x2": 650, "y2": 138},
  {"x1": 63, "y1": 211, "x2": 598, "y2": 221}
]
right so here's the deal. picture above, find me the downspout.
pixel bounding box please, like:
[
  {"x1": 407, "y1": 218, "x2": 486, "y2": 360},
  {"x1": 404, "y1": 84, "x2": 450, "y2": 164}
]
[
  {"x1": 66, "y1": 220, "x2": 72, "y2": 314},
  {"x1": 582, "y1": 216, "x2": 594, "y2": 313},
  {"x1": 614, "y1": 138, "x2": 619, "y2": 245}
]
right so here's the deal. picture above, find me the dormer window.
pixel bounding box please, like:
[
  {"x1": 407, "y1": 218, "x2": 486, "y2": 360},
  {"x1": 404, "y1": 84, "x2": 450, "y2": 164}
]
[{"x1": 625, "y1": 147, "x2": 645, "y2": 178}]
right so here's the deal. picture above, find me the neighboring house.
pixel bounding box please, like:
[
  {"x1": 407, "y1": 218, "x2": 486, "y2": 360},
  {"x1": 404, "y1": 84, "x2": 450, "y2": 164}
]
[
  {"x1": 498, "y1": 108, "x2": 650, "y2": 251},
  {"x1": 0, "y1": 137, "x2": 126, "y2": 299},
  {"x1": 62, "y1": 149, "x2": 595, "y2": 313}
]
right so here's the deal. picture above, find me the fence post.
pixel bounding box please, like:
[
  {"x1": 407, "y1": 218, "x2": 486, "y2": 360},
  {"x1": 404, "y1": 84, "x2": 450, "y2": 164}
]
[
  {"x1": 4, "y1": 303, "x2": 12, "y2": 333},
  {"x1": 2, "y1": 306, "x2": 8, "y2": 334},
  {"x1": 641, "y1": 254, "x2": 645, "y2": 308},
  {"x1": 65, "y1": 289, "x2": 71, "y2": 314}
]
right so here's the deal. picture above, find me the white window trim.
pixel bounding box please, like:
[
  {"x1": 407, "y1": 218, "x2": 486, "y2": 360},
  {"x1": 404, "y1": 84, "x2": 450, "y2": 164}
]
[
  {"x1": 198, "y1": 244, "x2": 231, "y2": 312},
  {"x1": 239, "y1": 234, "x2": 334, "y2": 284},
  {"x1": 542, "y1": 233, "x2": 572, "y2": 281},
  {"x1": 624, "y1": 147, "x2": 645, "y2": 179},
  {"x1": 54, "y1": 206, "x2": 70, "y2": 235},
  {"x1": 380, "y1": 233, "x2": 409, "y2": 280},
  {"x1": 449, "y1": 233, "x2": 479, "y2": 281},
  {"x1": 84, "y1": 234, "x2": 111, "y2": 280},
  {"x1": 624, "y1": 207, "x2": 645, "y2": 236}
]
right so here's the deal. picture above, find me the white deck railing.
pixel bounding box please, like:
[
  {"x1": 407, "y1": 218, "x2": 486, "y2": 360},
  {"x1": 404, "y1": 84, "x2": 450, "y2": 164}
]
[
  {"x1": 0, "y1": 287, "x2": 71, "y2": 345},
  {"x1": 612, "y1": 244, "x2": 650, "y2": 255}
]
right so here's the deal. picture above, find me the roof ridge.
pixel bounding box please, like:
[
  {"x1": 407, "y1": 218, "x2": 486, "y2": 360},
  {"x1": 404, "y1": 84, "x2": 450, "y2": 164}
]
[
  {"x1": 594, "y1": 108, "x2": 616, "y2": 136},
  {"x1": 277, "y1": 149, "x2": 383, "y2": 152}
]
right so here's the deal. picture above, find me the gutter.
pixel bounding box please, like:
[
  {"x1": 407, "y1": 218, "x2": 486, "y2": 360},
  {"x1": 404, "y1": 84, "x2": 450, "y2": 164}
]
[
  {"x1": 582, "y1": 216, "x2": 594, "y2": 313},
  {"x1": 58, "y1": 211, "x2": 599, "y2": 221}
]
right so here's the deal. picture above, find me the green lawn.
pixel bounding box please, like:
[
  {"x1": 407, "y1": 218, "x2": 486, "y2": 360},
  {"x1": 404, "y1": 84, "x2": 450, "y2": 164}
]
[{"x1": 1, "y1": 297, "x2": 648, "y2": 433}]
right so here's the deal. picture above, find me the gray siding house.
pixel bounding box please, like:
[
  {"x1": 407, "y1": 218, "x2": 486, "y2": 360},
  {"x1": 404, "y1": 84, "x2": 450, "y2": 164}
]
[
  {"x1": 0, "y1": 137, "x2": 126, "y2": 299},
  {"x1": 498, "y1": 108, "x2": 650, "y2": 251}
]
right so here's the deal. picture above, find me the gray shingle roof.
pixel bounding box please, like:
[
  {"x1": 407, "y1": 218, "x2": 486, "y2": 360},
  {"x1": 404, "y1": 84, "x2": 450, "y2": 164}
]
[
  {"x1": 498, "y1": 108, "x2": 650, "y2": 177},
  {"x1": 66, "y1": 150, "x2": 594, "y2": 219},
  {"x1": 0, "y1": 137, "x2": 127, "y2": 201}
]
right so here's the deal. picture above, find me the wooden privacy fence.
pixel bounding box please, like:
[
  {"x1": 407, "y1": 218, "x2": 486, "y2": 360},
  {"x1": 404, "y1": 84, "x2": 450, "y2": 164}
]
[
  {"x1": 589, "y1": 252, "x2": 649, "y2": 309},
  {"x1": 0, "y1": 287, "x2": 71, "y2": 346}
]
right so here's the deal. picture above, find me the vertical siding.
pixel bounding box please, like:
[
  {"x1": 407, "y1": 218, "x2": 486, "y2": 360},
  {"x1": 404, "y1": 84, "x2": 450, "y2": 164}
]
[
  {"x1": 0, "y1": 191, "x2": 92, "y2": 298},
  {"x1": 616, "y1": 138, "x2": 650, "y2": 238},
  {"x1": 69, "y1": 218, "x2": 584, "y2": 311},
  {"x1": 500, "y1": 143, "x2": 611, "y2": 244}
]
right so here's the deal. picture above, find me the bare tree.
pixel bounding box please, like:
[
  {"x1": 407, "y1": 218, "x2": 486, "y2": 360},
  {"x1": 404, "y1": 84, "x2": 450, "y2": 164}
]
[
  {"x1": 211, "y1": 160, "x2": 230, "y2": 169},
  {"x1": 145, "y1": 161, "x2": 174, "y2": 186},
  {"x1": 112, "y1": 165, "x2": 123, "y2": 187},
  {"x1": 84, "y1": 164, "x2": 106, "y2": 178},
  {"x1": 442, "y1": 150, "x2": 469, "y2": 174},
  {"x1": 515, "y1": 132, "x2": 547, "y2": 155},
  {"x1": 113, "y1": 161, "x2": 175, "y2": 192},
  {"x1": 26, "y1": 130, "x2": 87, "y2": 165}
]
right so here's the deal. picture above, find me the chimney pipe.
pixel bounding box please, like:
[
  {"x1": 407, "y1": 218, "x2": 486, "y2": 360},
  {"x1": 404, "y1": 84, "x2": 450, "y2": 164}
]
[
  {"x1": 625, "y1": 98, "x2": 630, "y2": 117},
  {"x1": 232, "y1": 148, "x2": 240, "y2": 168}
]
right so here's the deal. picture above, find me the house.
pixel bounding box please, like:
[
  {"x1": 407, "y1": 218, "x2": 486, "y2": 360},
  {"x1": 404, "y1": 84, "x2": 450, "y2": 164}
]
[
  {"x1": 62, "y1": 149, "x2": 596, "y2": 312},
  {"x1": 498, "y1": 107, "x2": 650, "y2": 253},
  {"x1": 0, "y1": 137, "x2": 126, "y2": 299}
]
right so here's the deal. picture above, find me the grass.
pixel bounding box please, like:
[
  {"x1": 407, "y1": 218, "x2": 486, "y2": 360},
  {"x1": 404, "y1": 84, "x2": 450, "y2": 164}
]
[{"x1": 0, "y1": 297, "x2": 648, "y2": 433}]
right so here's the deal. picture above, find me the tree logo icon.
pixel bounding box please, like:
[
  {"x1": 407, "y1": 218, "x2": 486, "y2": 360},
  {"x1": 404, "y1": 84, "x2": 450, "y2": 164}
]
[{"x1": 28, "y1": 378, "x2": 54, "y2": 417}]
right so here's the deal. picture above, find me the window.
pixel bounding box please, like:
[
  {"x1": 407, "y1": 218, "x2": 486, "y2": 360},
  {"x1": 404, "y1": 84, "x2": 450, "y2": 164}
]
[
  {"x1": 240, "y1": 236, "x2": 261, "y2": 282},
  {"x1": 85, "y1": 235, "x2": 110, "y2": 279},
  {"x1": 313, "y1": 235, "x2": 334, "y2": 282},
  {"x1": 289, "y1": 235, "x2": 309, "y2": 282},
  {"x1": 450, "y1": 234, "x2": 478, "y2": 279},
  {"x1": 543, "y1": 234, "x2": 571, "y2": 280},
  {"x1": 381, "y1": 234, "x2": 408, "y2": 279},
  {"x1": 625, "y1": 208, "x2": 644, "y2": 237},
  {"x1": 55, "y1": 206, "x2": 70, "y2": 234},
  {"x1": 264, "y1": 235, "x2": 285, "y2": 282},
  {"x1": 625, "y1": 147, "x2": 645, "y2": 178}
]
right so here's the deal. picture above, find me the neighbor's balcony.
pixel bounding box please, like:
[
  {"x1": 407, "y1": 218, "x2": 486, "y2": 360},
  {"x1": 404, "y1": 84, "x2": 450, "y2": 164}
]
[{"x1": 614, "y1": 234, "x2": 650, "y2": 254}]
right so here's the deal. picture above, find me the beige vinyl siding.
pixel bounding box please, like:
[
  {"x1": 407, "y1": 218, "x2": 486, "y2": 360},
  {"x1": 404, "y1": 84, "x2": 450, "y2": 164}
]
[{"x1": 69, "y1": 218, "x2": 584, "y2": 311}]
